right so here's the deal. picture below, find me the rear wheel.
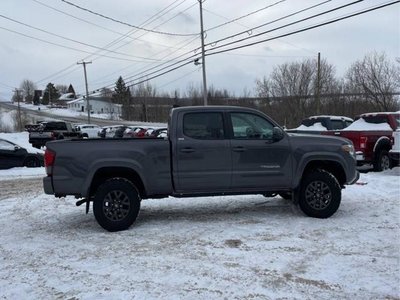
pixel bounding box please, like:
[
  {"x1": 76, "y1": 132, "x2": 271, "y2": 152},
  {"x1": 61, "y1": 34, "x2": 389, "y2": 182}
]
[
  {"x1": 93, "y1": 178, "x2": 141, "y2": 232},
  {"x1": 373, "y1": 150, "x2": 391, "y2": 172},
  {"x1": 298, "y1": 169, "x2": 341, "y2": 219},
  {"x1": 23, "y1": 157, "x2": 41, "y2": 168}
]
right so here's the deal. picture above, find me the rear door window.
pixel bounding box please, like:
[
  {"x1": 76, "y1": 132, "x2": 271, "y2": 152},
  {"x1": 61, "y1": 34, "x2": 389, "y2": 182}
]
[{"x1": 183, "y1": 113, "x2": 224, "y2": 139}]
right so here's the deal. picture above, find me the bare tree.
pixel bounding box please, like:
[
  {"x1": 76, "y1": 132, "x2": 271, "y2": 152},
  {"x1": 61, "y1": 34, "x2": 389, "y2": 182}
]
[
  {"x1": 131, "y1": 82, "x2": 157, "y2": 122},
  {"x1": 56, "y1": 84, "x2": 69, "y2": 95},
  {"x1": 345, "y1": 52, "x2": 400, "y2": 111},
  {"x1": 19, "y1": 79, "x2": 37, "y2": 103},
  {"x1": 255, "y1": 58, "x2": 339, "y2": 127}
]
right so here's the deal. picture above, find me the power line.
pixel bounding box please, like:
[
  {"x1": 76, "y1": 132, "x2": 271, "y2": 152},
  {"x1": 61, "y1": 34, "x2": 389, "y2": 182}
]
[
  {"x1": 205, "y1": 1, "x2": 400, "y2": 57},
  {"x1": 205, "y1": 0, "x2": 364, "y2": 52},
  {"x1": 0, "y1": 14, "x2": 163, "y2": 62},
  {"x1": 202, "y1": 6, "x2": 318, "y2": 55},
  {"x1": 91, "y1": 36, "x2": 199, "y2": 88},
  {"x1": 99, "y1": 1, "x2": 399, "y2": 93},
  {"x1": 31, "y1": 0, "x2": 194, "y2": 51},
  {"x1": 34, "y1": 0, "x2": 196, "y2": 89},
  {"x1": 93, "y1": 0, "x2": 343, "y2": 91},
  {"x1": 88, "y1": 1, "x2": 353, "y2": 93},
  {"x1": 205, "y1": 0, "x2": 286, "y2": 32},
  {"x1": 125, "y1": 61, "x2": 194, "y2": 89},
  {"x1": 0, "y1": 81, "x2": 16, "y2": 90},
  {"x1": 158, "y1": 67, "x2": 201, "y2": 89},
  {"x1": 60, "y1": 0, "x2": 198, "y2": 37},
  {"x1": 203, "y1": 0, "x2": 333, "y2": 49},
  {"x1": 0, "y1": 25, "x2": 165, "y2": 63}
]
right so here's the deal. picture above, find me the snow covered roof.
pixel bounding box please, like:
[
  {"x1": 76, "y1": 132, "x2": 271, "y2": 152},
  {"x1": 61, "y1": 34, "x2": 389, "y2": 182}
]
[
  {"x1": 67, "y1": 96, "x2": 114, "y2": 105},
  {"x1": 293, "y1": 122, "x2": 327, "y2": 131},
  {"x1": 308, "y1": 115, "x2": 353, "y2": 121},
  {"x1": 59, "y1": 93, "x2": 75, "y2": 101},
  {"x1": 360, "y1": 112, "x2": 399, "y2": 117}
]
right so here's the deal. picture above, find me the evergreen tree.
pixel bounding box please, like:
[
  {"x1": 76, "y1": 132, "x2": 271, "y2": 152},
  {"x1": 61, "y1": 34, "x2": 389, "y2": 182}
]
[
  {"x1": 112, "y1": 76, "x2": 129, "y2": 104},
  {"x1": 113, "y1": 76, "x2": 131, "y2": 120},
  {"x1": 42, "y1": 83, "x2": 60, "y2": 105}
]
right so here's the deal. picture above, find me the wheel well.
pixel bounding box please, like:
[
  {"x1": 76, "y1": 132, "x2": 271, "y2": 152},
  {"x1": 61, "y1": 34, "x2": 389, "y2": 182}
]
[
  {"x1": 302, "y1": 160, "x2": 346, "y2": 186},
  {"x1": 89, "y1": 167, "x2": 146, "y2": 198},
  {"x1": 374, "y1": 138, "x2": 391, "y2": 156}
]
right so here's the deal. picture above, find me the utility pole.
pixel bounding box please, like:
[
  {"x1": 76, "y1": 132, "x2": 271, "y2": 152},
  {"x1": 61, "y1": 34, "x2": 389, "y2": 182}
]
[
  {"x1": 316, "y1": 52, "x2": 321, "y2": 114},
  {"x1": 77, "y1": 61, "x2": 92, "y2": 124},
  {"x1": 14, "y1": 88, "x2": 22, "y2": 131},
  {"x1": 198, "y1": 0, "x2": 208, "y2": 106}
]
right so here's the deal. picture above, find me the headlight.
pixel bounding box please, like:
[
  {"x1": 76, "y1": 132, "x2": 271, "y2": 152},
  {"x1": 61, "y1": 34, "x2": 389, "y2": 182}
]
[{"x1": 342, "y1": 144, "x2": 355, "y2": 157}]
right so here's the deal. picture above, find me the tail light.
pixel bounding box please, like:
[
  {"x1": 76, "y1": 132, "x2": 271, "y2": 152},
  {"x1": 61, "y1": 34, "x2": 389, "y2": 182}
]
[
  {"x1": 360, "y1": 136, "x2": 368, "y2": 149},
  {"x1": 44, "y1": 149, "x2": 56, "y2": 176}
]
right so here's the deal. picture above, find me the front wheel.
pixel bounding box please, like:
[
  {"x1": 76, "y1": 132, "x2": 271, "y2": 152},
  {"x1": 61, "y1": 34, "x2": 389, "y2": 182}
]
[
  {"x1": 93, "y1": 178, "x2": 141, "y2": 232},
  {"x1": 298, "y1": 169, "x2": 341, "y2": 219}
]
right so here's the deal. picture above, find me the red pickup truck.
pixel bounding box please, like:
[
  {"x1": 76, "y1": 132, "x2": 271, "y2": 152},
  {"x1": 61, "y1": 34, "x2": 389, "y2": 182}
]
[{"x1": 322, "y1": 112, "x2": 399, "y2": 171}]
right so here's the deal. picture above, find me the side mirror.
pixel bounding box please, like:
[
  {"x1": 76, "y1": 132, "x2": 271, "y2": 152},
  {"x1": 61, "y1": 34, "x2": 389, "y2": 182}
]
[
  {"x1": 14, "y1": 145, "x2": 21, "y2": 151},
  {"x1": 272, "y1": 127, "x2": 285, "y2": 142}
]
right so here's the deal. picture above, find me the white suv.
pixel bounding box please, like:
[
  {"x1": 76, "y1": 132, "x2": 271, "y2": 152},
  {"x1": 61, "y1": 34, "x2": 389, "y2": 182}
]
[
  {"x1": 389, "y1": 129, "x2": 400, "y2": 165},
  {"x1": 75, "y1": 124, "x2": 101, "y2": 138}
]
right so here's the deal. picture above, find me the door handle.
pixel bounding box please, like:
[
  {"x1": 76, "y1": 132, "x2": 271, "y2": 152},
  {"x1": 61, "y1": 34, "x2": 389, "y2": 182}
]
[
  {"x1": 180, "y1": 147, "x2": 195, "y2": 153},
  {"x1": 233, "y1": 146, "x2": 246, "y2": 152}
]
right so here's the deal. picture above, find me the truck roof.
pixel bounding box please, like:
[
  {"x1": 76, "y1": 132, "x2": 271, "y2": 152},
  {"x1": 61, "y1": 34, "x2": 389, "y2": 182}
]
[{"x1": 171, "y1": 105, "x2": 264, "y2": 114}]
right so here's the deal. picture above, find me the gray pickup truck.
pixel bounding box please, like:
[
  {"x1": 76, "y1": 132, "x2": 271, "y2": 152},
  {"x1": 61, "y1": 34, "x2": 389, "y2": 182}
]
[{"x1": 43, "y1": 106, "x2": 359, "y2": 232}]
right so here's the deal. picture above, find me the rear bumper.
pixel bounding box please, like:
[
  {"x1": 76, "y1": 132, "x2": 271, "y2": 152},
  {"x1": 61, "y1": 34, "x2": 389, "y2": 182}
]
[
  {"x1": 355, "y1": 151, "x2": 365, "y2": 161},
  {"x1": 43, "y1": 176, "x2": 54, "y2": 194}
]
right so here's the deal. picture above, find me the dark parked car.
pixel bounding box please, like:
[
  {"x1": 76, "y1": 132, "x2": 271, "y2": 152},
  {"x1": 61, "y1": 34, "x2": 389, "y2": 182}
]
[{"x1": 0, "y1": 138, "x2": 43, "y2": 169}]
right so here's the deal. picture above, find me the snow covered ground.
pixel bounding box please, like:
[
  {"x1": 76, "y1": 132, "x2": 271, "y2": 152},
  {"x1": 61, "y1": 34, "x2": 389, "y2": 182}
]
[{"x1": 0, "y1": 164, "x2": 399, "y2": 299}]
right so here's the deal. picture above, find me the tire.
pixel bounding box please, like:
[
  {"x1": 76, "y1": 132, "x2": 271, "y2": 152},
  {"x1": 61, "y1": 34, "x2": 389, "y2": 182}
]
[
  {"x1": 373, "y1": 150, "x2": 391, "y2": 172},
  {"x1": 93, "y1": 178, "x2": 141, "y2": 232},
  {"x1": 298, "y1": 169, "x2": 341, "y2": 219},
  {"x1": 23, "y1": 157, "x2": 41, "y2": 168}
]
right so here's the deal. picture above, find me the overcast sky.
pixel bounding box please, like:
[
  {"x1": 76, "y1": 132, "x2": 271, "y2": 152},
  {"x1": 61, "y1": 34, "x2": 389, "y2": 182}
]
[{"x1": 0, "y1": 0, "x2": 399, "y2": 101}]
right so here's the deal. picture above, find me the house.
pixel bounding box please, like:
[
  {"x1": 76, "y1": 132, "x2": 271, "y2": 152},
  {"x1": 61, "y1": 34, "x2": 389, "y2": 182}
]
[{"x1": 67, "y1": 96, "x2": 122, "y2": 116}]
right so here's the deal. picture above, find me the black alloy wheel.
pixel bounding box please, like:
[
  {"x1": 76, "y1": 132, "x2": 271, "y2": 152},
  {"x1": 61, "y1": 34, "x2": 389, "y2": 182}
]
[
  {"x1": 298, "y1": 169, "x2": 341, "y2": 219},
  {"x1": 93, "y1": 178, "x2": 141, "y2": 232}
]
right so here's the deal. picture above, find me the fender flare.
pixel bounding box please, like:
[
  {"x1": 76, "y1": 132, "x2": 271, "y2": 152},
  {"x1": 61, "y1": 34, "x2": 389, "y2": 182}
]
[
  {"x1": 293, "y1": 152, "x2": 347, "y2": 189},
  {"x1": 83, "y1": 159, "x2": 147, "y2": 199},
  {"x1": 373, "y1": 136, "x2": 391, "y2": 153}
]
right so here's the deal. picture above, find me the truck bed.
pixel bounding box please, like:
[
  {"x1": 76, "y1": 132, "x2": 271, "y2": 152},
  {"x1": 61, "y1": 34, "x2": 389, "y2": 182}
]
[{"x1": 45, "y1": 138, "x2": 172, "y2": 198}]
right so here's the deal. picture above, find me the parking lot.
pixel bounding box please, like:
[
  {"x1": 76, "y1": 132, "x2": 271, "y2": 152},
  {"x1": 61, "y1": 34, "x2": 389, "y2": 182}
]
[{"x1": 0, "y1": 168, "x2": 398, "y2": 299}]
